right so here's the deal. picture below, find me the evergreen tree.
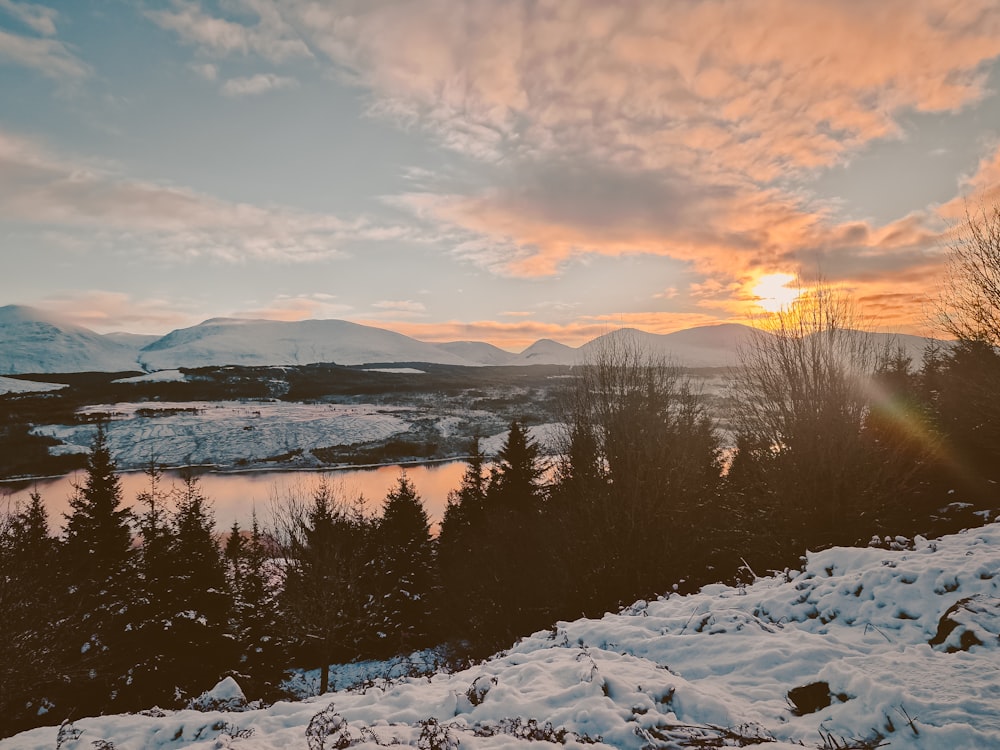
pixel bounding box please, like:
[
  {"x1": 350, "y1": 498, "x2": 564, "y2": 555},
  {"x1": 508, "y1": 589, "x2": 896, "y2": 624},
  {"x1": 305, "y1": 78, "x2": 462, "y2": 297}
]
[
  {"x1": 436, "y1": 437, "x2": 488, "y2": 642},
  {"x1": 0, "y1": 491, "x2": 63, "y2": 737},
  {"x1": 279, "y1": 478, "x2": 373, "y2": 694},
  {"x1": 477, "y1": 421, "x2": 550, "y2": 645},
  {"x1": 60, "y1": 424, "x2": 137, "y2": 716},
  {"x1": 371, "y1": 473, "x2": 434, "y2": 657},
  {"x1": 488, "y1": 421, "x2": 545, "y2": 510},
  {"x1": 128, "y1": 460, "x2": 178, "y2": 708},
  {"x1": 162, "y1": 471, "x2": 235, "y2": 700},
  {"x1": 228, "y1": 511, "x2": 285, "y2": 700}
]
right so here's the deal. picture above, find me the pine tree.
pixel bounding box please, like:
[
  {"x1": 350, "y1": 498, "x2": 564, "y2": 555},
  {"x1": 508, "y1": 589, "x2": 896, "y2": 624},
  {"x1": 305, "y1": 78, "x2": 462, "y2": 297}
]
[
  {"x1": 279, "y1": 479, "x2": 373, "y2": 694},
  {"x1": 371, "y1": 473, "x2": 434, "y2": 657},
  {"x1": 229, "y1": 511, "x2": 285, "y2": 700},
  {"x1": 437, "y1": 437, "x2": 487, "y2": 640},
  {"x1": 162, "y1": 470, "x2": 235, "y2": 701},
  {"x1": 477, "y1": 421, "x2": 550, "y2": 646},
  {"x1": 128, "y1": 460, "x2": 178, "y2": 708},
  {"x1": 0, "y1": 491, "x2": 63, "y2": 736},
  {"x1": 488, "y1": 421, "x2": 545, "y2": 511},
  {"x1": 60, "y1": 424, "x2": 137, "y2": 716}
]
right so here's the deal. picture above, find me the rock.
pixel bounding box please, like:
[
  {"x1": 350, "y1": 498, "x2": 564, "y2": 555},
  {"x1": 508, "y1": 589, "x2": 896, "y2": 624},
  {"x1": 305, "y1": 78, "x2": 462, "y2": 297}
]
[{"x1": 787, "y1": 681, "x2": 832, "y2": 715}]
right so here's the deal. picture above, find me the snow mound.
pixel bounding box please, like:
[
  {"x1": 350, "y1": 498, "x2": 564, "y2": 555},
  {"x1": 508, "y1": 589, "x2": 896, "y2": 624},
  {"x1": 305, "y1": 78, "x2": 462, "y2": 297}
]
[
  {"x1": 187, "y1": 676, "x2": 248, "y2": 712},
  {"x1": 5, "y1": 521, "x2": 999, "y2": 749}
]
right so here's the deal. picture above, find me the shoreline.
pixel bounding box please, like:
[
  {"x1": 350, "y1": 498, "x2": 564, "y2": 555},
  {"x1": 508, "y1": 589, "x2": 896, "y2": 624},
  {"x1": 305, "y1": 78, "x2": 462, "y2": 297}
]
[{"x1": 0, "y1": 454, "x2": 474, "y2": 487}]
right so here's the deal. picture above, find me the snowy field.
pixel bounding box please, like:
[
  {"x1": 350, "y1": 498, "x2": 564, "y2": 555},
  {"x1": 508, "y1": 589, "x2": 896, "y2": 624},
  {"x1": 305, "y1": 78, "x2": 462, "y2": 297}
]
[
  {"x1": 0, "y1": 375, "x2": 67, "y2": 395},
  {"x1": 32, "y1": 401, "x2": 415, "y2": 468},
  {"x1": 5, "y1": 519, "x2": 998, "y2": 749},
  {"x1": 31, "y1": 402, "x2": 565, "y2": 472}
]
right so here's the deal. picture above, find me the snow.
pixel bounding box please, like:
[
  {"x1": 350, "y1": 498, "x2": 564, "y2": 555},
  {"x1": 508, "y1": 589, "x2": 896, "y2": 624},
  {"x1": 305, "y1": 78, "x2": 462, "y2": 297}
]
[
  {"x1": 0, "y1": 305, "x2": 142, "y2": 374},
  {"x1": 7, "y1": 518, "x2": 998, "y2": 749},
  {"x1": 362, "y1": 368, "x2": 426, "y2": 374},
  {"x1": 112, "y1": 369, "x2": 188, "y2": 384},
  {"x1": 187, "y1": 677, "x2": 248, "y2": 712},
  {"x1": 33, "y1": 401, "x2": 414, "y2": 469},
  {"x1": 0, "y1": 375, "x2": 67, "y2": 394},
  {"x1": 2, "y1": 307, "x2": 955, "y2": 374},
  {"x1": 480, "y1": 422, "x2": 565, "y2": 456},
  {"x1": 138, "y1": 318, "x2": 474, "y2": 370}
]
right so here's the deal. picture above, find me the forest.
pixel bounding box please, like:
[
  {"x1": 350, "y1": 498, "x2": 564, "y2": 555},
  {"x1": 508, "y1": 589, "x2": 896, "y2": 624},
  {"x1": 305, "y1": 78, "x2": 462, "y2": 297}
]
[{"x1": 3, "y1": 211, "x2": 1000, "y2": 739}]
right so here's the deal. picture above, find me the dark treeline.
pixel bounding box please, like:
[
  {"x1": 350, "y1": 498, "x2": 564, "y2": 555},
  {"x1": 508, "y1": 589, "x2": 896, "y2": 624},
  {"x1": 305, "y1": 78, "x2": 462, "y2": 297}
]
[{"x1": 3, "y1": 295, "x2": 999, "y2": 738}]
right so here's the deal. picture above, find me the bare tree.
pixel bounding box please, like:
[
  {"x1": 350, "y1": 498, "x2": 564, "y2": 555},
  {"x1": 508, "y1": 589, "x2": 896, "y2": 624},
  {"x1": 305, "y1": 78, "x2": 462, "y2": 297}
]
[
  {"x1": 729, "y1": 284, "x2": 925, "y2": 555},
  {"x1": 937, "y1": 202, "x2": 1000, "y2": 346}
]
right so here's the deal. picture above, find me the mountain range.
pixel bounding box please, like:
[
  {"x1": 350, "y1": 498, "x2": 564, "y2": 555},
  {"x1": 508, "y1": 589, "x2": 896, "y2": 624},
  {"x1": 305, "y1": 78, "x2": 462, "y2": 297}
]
[{"x1": 0, "y1": 304, "x2": 942, "y2": 375}]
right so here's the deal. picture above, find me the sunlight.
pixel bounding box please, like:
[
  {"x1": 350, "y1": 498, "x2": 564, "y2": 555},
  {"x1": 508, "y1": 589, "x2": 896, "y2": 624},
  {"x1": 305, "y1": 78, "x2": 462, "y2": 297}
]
[{"x1": 752, "y1": 273, "x2": 800, "y2": 312}]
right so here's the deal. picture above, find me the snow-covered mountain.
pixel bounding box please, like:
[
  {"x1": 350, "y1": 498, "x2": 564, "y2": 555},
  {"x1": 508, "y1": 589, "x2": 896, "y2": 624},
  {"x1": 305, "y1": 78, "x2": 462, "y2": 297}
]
[
  {"x1": 0, "y1": 305, "x2": 953, "y2": 374},
  {"x1": 516, "y1": 337, "x2": 578, "y2": 365},
  {"x1": 435, "y1": 340, "x2": 517, "y2": 366},
  {"x1": 0, "y1": 305, "x2": 143, "y2": 374},
  {"x1": 138, "y1": 318, "x2": 474, "y2": 370},
  {"x1": 5, "y1": 519, "x2": 998, "y2": 749},
  {"x1": 576, "y1": 324, "x2": 762, "y2": 367}
]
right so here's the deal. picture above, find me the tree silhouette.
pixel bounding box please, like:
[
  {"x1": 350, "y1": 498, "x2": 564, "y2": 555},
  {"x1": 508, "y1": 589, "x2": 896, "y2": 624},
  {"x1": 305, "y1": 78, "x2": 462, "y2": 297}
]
[
  {"x1": 371, "y1": 472, "x2": 435, "y2": 657},
  {"x1": 60, "y1": 424, "x2": 137, "y2": 715}
]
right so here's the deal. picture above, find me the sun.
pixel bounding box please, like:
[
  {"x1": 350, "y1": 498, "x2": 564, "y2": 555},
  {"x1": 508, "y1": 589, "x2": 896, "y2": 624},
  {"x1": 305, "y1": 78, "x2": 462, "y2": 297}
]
[{"x1": 751, "y1": 273, "x2": 800, "y2": 312}]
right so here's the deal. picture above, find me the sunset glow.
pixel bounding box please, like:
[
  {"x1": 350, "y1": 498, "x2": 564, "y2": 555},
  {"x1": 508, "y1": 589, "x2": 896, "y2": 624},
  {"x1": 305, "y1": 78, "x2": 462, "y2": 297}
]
[
  {"x1": 2, "y1": 1, "x2": 1000, "y2": 342},
  {"x1": 751, "y1": 274, "x2": 801, "y2": 313}
]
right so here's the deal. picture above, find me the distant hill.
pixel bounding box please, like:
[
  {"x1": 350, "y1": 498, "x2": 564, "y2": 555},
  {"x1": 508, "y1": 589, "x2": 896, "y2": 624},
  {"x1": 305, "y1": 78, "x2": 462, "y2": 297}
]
[
  {"x1": 516, "y1": 338, "x2": 578, "y2": 365},
  {"x1": 138, "y1": 317, "x2": 473, "y2": 370},
  {"x1": 0, "y1": 304, "x2": 954, "y2": 374},
  {"x1": 0, "y1": 305, "x2": 143, "y2": 374},
  {"x1": 436, "y1": 340, "x2": 517, "y2": 366},
  {"x1": 577, "y1": 324, "x2": 762, "y2": 367}
]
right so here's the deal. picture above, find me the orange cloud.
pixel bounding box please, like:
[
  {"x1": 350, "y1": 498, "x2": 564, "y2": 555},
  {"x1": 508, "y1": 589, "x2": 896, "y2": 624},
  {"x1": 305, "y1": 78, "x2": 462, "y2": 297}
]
[
  {"x1": 361, "y1": 311, "x2": 730, "y2": 351},
  {"x1": 292, "y1": 0, "x2": 1000, "y2": 180}
]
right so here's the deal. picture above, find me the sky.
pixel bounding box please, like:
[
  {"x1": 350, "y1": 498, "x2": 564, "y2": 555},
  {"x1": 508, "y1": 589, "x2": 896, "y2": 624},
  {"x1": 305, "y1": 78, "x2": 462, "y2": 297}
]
[{"x1": 2, "y1": 0, "x2": 1000, "y2": 350}]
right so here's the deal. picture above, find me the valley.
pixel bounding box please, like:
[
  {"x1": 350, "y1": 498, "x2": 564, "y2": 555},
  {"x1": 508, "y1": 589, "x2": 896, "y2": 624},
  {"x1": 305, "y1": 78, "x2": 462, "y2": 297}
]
[{"x1": 0, "y1": 362, "x2": 586, "y2": 481}]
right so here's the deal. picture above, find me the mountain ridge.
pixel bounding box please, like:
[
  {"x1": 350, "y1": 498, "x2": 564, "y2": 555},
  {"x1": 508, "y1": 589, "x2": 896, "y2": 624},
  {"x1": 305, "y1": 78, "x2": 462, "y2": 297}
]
[{"x1": 0, "y1": 304, "x2": 948, "y2": 375}]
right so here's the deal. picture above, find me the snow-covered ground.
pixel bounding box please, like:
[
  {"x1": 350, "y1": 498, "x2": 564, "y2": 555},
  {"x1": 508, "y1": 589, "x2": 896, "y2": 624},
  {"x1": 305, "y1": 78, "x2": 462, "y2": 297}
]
[
  {"x1": 6, "y1": 520, "x2": 998, "y2": 749},
  {"x1": 33, "y1": 401, "x2": 415, "y2": 468},
  {"x1": 30, "y1": 402, "x2": 565, "y2": 472},
  {"x1": 112, "y1": 369, "x2": 188, "y2": 384},
  {"x1": 0, "y1": 375, "x2": 67, "y2": 395}
]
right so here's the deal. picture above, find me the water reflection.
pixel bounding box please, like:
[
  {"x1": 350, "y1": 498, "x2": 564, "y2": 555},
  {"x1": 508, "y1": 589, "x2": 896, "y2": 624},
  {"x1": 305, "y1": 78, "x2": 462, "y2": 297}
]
[{"x1": 1, "y1": 461, "x2": 467, "y2": 532}]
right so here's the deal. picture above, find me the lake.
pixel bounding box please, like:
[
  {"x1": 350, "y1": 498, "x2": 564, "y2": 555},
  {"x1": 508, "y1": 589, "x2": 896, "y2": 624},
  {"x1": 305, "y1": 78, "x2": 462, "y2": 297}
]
[{"x1": 0, "y1": 461, "x2": 469, "y2": 533}]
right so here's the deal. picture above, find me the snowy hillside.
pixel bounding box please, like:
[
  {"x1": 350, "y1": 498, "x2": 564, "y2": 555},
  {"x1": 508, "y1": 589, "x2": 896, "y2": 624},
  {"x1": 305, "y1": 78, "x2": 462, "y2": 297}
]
[
  {"x1": 517, "y1": 338, "x2": 579, "y2": 365},
  {"x1": 436, "y1": 341, "x2": 517, "y2": 365},
  {"x1": 0, "y1": 305, "x2": 955, "y2": 374},
  {"x1": 6, "y1": 520, "x2": 998, "y2": 749},
  {"x1": 138, "y1": 318, "x2": 473, "y2": 370},
  {"x1": 577, "y1": 324, "x2": 763, "y2": 368},
  {"x1": 0, "y1": 305, "x2": 142, "y2": 374}
]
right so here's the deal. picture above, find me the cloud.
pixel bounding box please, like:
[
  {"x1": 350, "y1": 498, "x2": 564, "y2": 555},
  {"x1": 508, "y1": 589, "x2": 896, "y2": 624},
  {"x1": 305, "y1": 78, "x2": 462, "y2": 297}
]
[
  {"x1": 233, "y1": 294, "x2": 353, "y2": 322},
  {"x1": 38, "y1": 290, "x2": 199, "y2": 334},
  {"x1": 0, "y1": 128, "x2": 404, "y2": 263},
  {"x1": 147, "y1": 0, "x2": 312, "y2": 63},
  {"x1": 371, "y1": 299, "x2": 427, "y2": 315},
  {"x1": 221, "y1": 72, "x2": 298, "y2": 96},
  {"x1": 0, "y1": 26, "x2": 88, "y2": 79},
  {"x1": 0, "y1": 0, "x2": 58, "y2": 36},
  {"x1": 190, "y1": 61, "x2": 218, "y2": 80},
  {"x1": 286, "y1": 0, "x2": 1000, "y2": 177},
  {"x1": 376, "y1": 311, "x2": 728, "y2": 350}
]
